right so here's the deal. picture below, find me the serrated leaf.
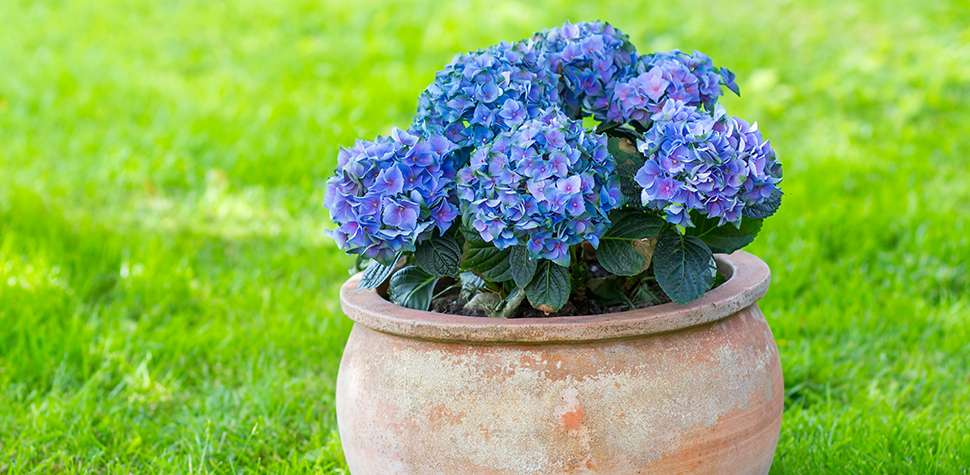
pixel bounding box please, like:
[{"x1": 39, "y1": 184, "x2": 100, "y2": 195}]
[
  {"x1": 605, "y1": 210, "x2": 666, "y2": 239},
  {"x1": 653, "y1": 228, "x2": 716, "y2": 305},
  {"x1": 415, "y1": 233, "x2": 462, "y2": 277},
  {"x1": 462, "y1": 229, "x2": 514, "y2": 282},
  {"x1": 615, "y1": 164, "x2": 645, "y2": 203},
  {"x1": 509, "y1": 246, "x2": 537, "y2": 288},
  {"x1": 464, "y1": 246, "x2": 513, "y2": 281},
  {"x1": 588, "y1": 277, "x2": 634, "y2": 308},
  {"x1": 388, "y1": 266, "x2": 439, "y2": 311},
  {"x1": 743, "y1": 189, "x2": 783, "y2": 219},
  {"x1": 597, "y1": 211, "x2": 666, "y2": 276},
  {"x1": 686, "y1": 213, "x2": 763, "y2": 254},
  {"x1": 524, "y1": 260, "x2": 570, "y2": 313},
  {"x1": 357, "y1": 252, "x2": 402, "y2": 291},
  {"x1": 461, "y1": 225, "x2": 487, "y2": 246},
  {"x1": 597, "y1": 240, "x2": 645, "y2": 276},
  {"x1": 633, "y1": 284, "x2": 658, "y2": 304}
]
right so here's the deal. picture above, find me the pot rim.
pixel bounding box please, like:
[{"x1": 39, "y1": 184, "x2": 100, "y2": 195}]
[{"x1": 339, "y1": 250, "x2": 770, "y2": 343}]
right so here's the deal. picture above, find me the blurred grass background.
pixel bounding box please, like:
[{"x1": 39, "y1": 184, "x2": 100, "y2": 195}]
[{"x1": 1, "y1": 0, "x2": 969, "y2": 473}]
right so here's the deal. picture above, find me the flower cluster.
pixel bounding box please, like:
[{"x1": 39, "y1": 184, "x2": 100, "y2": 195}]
[
  {"x1": 634, "y1": 103, "x2": 782, "y2": 227},
  {"x1": 536, "y1": 20, "x2": 638, "y2": 122},
  {"x1": 612, "y1": 50, "x2": 740, "y2": 126},
  {"x1": 456, "y1": 109, "x2": 622, "y2": 265},
  {"x1": 323, "y1": 128, "x2": 460, "y2": 263},
  {"x1": 412, "y1": 40, "x2": 559, "y2": 157}
]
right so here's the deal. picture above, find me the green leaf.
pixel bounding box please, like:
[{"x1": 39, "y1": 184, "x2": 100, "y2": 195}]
[
  {"x1": 464, "y1": 245, "x2": 512, "y2": 281},
  {"x1": 686, "y1": 213, "x2": 763, "y2": 254},
  {"x1": 633, "y1": 284, "x2": 658, "y2": 304},
  {"x1": 388, "y1": 266, "x2": 440, "y2": 311},
  {"x1": 653, "y1": 228, "x2": 717, "y2": 305},
  {"x1": 597, "y1": 240, "x2": 645, "y2": 276},
  {"x1": 357, "y1": 252, "x2": 401, "y2": 291},
  {"x1": 462, "y1": 228, "x2": 513, "y2": 282},
  {"x1": 597, "y1": 210, "x2": 666, "y2": 276},
  {"x1": 414, "y1": 233, "x2": 462, "y2": 277},
  {"x1": 605, "y1": 209, "x2": 666, "y2": 239},
  {"x1": 524, "y1": 260, "x2": 570, "y2": 313},
  {"x1": 743, "y1": 189, "x2": 783, "y2": 219},
  {"x1": 509, "y1": 246, "x2": 537, "y2": 288},
  {"x1": 588, "y1": 277, "x2": 634, "y2": 308}
]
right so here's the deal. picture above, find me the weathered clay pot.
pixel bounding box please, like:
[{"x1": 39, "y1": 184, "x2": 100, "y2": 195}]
[{"x1": 336, "y1": 251, "x2": 782, "y2": 474}]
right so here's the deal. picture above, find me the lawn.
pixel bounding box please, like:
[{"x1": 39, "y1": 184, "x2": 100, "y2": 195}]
[{"x1": 0, "y1": 0, "x2": 968, "y2": 473}]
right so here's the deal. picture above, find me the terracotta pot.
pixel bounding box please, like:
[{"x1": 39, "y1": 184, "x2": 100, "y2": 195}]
[{"x1": 336, "y1": 251, "x2": 782, "y2": 474}]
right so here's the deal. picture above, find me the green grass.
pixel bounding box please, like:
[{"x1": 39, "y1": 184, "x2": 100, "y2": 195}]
[{"x1": 1, "y1": 0, "x2": 968, "y2": 472}]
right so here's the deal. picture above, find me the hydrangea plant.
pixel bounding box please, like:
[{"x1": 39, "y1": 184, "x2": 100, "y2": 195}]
[{"x1": 324, "y1": 21, "x2": 783, "y2": 317}]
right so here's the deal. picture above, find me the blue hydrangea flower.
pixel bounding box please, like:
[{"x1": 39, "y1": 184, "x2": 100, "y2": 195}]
[
  {"x1": 456, "y1": 109, "x2": 623, "y2": 266},
  {"x1": 411, "y1": 39, "x2": 559, "y2": 161},
  {"x1": 323, "y1": 128, "x2": 460, "y2": 263},
  {"x1": 634, "y1": 103, "x2": 781, "y2": 227},
  {"x1": 536, "y1": 20, "x2": 638, "y2": 123},
  {"x1": 612, "y1": 50, "x2": 740, "y2": 126}
]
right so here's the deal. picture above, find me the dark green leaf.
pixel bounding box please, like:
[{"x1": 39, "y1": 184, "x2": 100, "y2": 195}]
[
  {"x1": 686, "y1": 213, "x2": 763, "y2": 254},
  {"x1": 509, "y1": 246, "x2": 537, "y2": 288},
  {"x1": 605, "y1": 210, "x2": 666, "y2": 239},
  {"x1": 483, "y1": 256, "x2": 514, "y2": 282},
  {"x1": 414, "y1": 233, "x2": 462, "y2": 277},
  {"x1": 462, "y1": 228, "x2": 513, "y2": 282},
  {"x1": 653, "y1": 228, "x2": 717, "y2": 305},
  {"x1": 597, "y1": 210, "x2": 666, "y2": 276},
  {"x1": 524, "y1": 261, "x2": 570, "y2": 312},
  {"x1": 388, "y1": 266, "x2": 439, "y2": 311},
  {"x1": 357, "y1": 252, "x2": 401, "y2": 291},
  {"x1": 461, "y1": 225, "x2": 487, "y2": 246},
  {"x1": 743, "y1": 189, "x2": 783, "y2": 219},
  {"x1": 597, "y1": 240, "x2": 645, "y2": 276},
  {"x1": 633, "y1": 284, "x2": 658, "y2": 304},
  {"x1": 588, "y1": 277, "x2": 634, "y2": 308},
  {"x1": 464, "y1": 245, "x2": 512, "y2": 281}
]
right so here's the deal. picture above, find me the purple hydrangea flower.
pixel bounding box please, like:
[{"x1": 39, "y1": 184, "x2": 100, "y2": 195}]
[
  {"x1": 412, "y1": 39, "x2": 560, "y2": 159},
  {"x1": 535, "y1": 20, "x2": 638, "y2": 123},
  {"x1": 323, "y1": 128, "x2": 460, "y2": 263},
  {"x1": 456, "y1": 109, "x2": 622, "y2": 266},
  {"x1": 634, "y1": 104, "x2": 781, "y2": 226},
  {"x1": 612, "y1": 50, "x2": 740, "y2": 126}
]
